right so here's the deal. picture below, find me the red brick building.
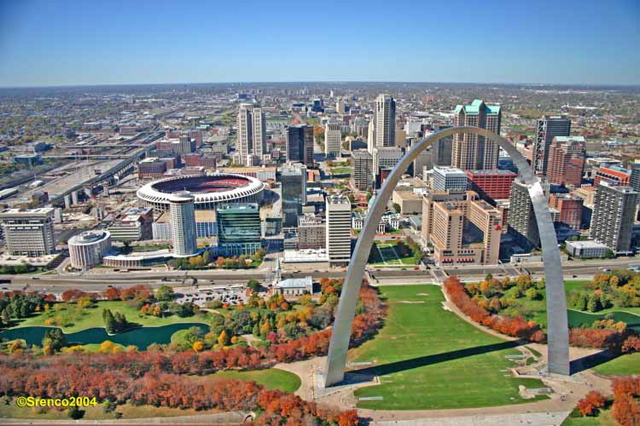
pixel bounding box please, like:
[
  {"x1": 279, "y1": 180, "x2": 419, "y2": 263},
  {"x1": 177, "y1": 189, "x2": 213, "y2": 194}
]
[
  {"x1": 547, "y1": 136, "x2": 586, "y2": 187},
  {"x1": 594, "y1": 166, "x2": 630, "y2": 187},
  {"x1": 465, "y1": 169, "x2": 517, "y2": 201},
  {"x1": 549, "y1": 194, "x2": 583, "y2": 231}
]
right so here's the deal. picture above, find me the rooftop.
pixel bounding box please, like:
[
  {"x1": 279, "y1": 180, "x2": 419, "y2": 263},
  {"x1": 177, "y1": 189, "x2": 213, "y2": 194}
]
[
  {"x1": 276, "y1": 276, "x2": 313, "y2": 289},
  {"x1": 454, "y1": 99, "x2": 501, "y2": 116}
]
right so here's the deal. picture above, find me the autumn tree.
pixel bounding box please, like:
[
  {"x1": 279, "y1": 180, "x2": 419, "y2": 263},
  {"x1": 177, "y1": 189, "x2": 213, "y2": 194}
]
[
  {"x1": 218, "y1": 330, "x2": 230, "y2": 346},
  {"x1": 577, "y1": 391, "x2": 606, "y2": 416}
]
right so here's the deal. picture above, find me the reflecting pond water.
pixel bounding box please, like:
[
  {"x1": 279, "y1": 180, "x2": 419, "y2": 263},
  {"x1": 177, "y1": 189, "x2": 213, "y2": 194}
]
[{"x1": 0, "y1": 323, "x2": 209, "y2": 350}]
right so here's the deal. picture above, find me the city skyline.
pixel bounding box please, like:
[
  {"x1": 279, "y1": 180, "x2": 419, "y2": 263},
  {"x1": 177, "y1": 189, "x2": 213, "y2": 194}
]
[{"x1": 1, "y1": 0, "x2": 639, "y2": 87}]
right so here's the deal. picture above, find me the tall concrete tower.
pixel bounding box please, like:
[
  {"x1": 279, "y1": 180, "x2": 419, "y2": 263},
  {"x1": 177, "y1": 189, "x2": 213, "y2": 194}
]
[
  {"x1": 168, "y1": 191, "x2": 197, "y2": 256},
  {"x1": 325, "y1": 121, "x2": 342, "y2": 158},
  {"x1": 237, "y1": 103, "x2": 266, "y2": 166},
  {"x1": 374, "y1": 94, "x2": 396, "y2": 149},
  {"x1": 325, "y1": 195, "x2": 352, "y2": 266},
  {"x1": 367, "y1": 119, "x2": 376, "y2": 154}
]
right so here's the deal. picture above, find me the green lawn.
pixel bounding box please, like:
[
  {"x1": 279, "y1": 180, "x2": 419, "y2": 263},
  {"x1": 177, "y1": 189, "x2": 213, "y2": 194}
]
[
  {"x1": 11, "y1": 301, "x2": 213, "y2": 333},
  {"x1": 210, "y1": 368, "x2": 301, "y2": 392},
  {"x1": 562, "y1": 408, "x2": 618, "y2": 426},
  {"x1": 368, "y1": 240, "x2": 420, "y2": 267},
  {"x1": 331, "y1": 166, "x2": 352, "y2": 175},
  {"x1": 350, "y1": 285, "x2": 548, "y2": 410},
  {"x1": 593, "y1": 353, "x2": 640, "y2": 377}
]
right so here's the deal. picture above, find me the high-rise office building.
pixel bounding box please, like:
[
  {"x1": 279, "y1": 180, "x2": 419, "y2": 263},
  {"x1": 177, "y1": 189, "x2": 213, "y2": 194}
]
[
  {"x1": 324, "y1": 121, "x2": 342, "y2": 158},
  {"x1": 533, "y1": 116, "x2": 571, "y2": 176},
  {"x1": 0, "y1": 208, "x2": 55, "y2": 256},
  {"x1": 286, "y1": 125, "x2": 314, "y2": 166},
  {"x1": 281, "y1": 164, "x2": 307, "y2": 228},
  {"x1": 237, "y1": 103, "x2": 266, "y2": 166},
  {"x1": 546, "y1": 136, "x2": 586, "y2": 187},
  {"x1": 432, "y1": 125, "x2": 453, "y2": 166},
  {"x1": 297, "y1": 213, "x2": 326, "y2": 250},
  {"x1": 168, "y1": 192, "x2": 197, "y2": 256},
  {"x1": 421, "y1": 191, "x2": 502, "y2": 265},
  {"x1": 591, "y1": 182, "x2": 638, "y2": 253},
  {"x1": 326, "y1": 195, "x2": 352, "y2": 266},
  {"x1": 351, "y1": 150, "x2": 373, "y2": 191},
  {"x1": 452, "y1": 100, "x2": 501, "y2": 170},
  {"x1": 216, "y1": 203, "x2": 262, "y2": 256},
  {"x1": 372, "y1": 147, "x2": 403, "y2": 178},
  {"x1": 507, "y1": 179, "x2": 549, "y2": 248},
  {"x1": 629, "y1": 163, "x2": 640, "y2": 192},
  {"x1": 432, "y1": 166, "x2": 468, "y2": 192},
  {"x1": 374, "y1": 94, "x2": 396, "y2": 149}
]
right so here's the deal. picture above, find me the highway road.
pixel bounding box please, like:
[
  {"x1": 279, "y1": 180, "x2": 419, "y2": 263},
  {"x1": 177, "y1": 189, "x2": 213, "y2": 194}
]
[{"x1": 2, "y1": 256, "x2": 638, "y2": 294}]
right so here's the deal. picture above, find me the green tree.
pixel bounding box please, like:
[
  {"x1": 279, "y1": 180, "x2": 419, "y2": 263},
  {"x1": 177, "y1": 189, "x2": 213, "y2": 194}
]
[
  {"x1": 393, "y1": 203, "x2": 401, "y2": 213},
  {"x1": 587, "y1": 294, "x2": 603, "y2": 312},
  {"x1": 42, "y1": 328, "x2": 67, "y2": 352},
  {"x1": 156, "y1": 285, "x2": 175, "y2": 302},
  {"x1": 247, "y1": 279, "x2": 261, "y2": 293}
]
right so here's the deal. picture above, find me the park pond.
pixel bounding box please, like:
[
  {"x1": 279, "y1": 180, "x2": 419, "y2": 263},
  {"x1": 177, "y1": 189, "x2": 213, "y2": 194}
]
[{"x1": 0, "y1": 323, "x2": 209, "y2": 350}]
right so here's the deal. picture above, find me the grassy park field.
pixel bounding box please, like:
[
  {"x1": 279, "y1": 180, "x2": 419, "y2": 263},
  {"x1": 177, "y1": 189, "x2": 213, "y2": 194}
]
[
  {"x1": 368, "y1": 240, "x2": 421, "y2": 267},
  {"x1": 593, "y1": 353, "x2": 640, "y2": 377},
  {"x1": 349, "y1": 285, "x2": 548, "y2": 410},
  {"x1": 9, "y1": 300, "x2": 212, "y2": 333},
  {"x1": 210, "y1": 368, "x2": 301, "y2": 392}
]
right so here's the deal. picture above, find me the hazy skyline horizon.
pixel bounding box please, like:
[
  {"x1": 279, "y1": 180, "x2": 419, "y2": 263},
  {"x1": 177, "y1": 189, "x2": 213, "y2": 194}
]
[
  {"x1": 1, "y1": 0, "x2": 638, "y2": 88},
  {"x1": 2, "y1": 79, "x2": 640, "y2": 91}
]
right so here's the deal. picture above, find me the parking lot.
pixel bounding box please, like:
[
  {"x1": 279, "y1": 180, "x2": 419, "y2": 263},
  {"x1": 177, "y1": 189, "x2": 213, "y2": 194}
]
[{"x1": 175, "y1": 284, "x2": 249, "y2": 307}]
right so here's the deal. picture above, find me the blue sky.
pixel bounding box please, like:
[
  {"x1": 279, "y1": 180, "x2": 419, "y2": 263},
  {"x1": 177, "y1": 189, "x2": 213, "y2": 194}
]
[{"x1": 0, "y1": 0, "x2": 638, "y2": 87}]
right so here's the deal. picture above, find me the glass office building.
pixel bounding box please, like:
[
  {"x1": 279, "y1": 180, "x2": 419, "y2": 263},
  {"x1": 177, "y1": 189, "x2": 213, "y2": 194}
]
[{"x1": 216, "y1": 203, "x2": 262, "y2": 256}]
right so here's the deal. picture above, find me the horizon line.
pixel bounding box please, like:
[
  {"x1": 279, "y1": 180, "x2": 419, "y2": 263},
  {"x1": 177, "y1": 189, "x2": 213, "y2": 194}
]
[{"x1": 2, "y1": 80, "x2": 640, "y2": 90}]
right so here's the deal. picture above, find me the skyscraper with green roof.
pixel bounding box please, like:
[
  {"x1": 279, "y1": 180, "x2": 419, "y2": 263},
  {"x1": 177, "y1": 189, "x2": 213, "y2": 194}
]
[{"x1": 452, "y1": 99, "x2": 501, "y2": 170}]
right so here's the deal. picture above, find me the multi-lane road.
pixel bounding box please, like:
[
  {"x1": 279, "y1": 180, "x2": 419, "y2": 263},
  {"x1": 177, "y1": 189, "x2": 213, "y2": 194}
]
[{"x1": 2, "y1": 257, "x2": 638, "y2": 294}]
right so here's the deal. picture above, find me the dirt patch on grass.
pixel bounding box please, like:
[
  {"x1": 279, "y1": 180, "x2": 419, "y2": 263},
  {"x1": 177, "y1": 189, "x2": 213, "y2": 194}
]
[{"x1": 397, "y1": 300, "x2": 425, "y2": 304}]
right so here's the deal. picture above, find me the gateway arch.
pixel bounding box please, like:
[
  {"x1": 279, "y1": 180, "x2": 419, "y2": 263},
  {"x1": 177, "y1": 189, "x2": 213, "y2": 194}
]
[{"x1": 323, "y1": 126, "x2": 569, "y2": 387}]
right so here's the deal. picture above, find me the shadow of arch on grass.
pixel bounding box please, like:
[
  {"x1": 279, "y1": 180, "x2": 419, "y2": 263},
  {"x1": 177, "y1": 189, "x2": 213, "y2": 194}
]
[
  {"x1": 569, "y1": 349, "x2": 619, "y2": 375},
  {"x1": 351, "y1": 340, "x2": 527, "y2": 378}
]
